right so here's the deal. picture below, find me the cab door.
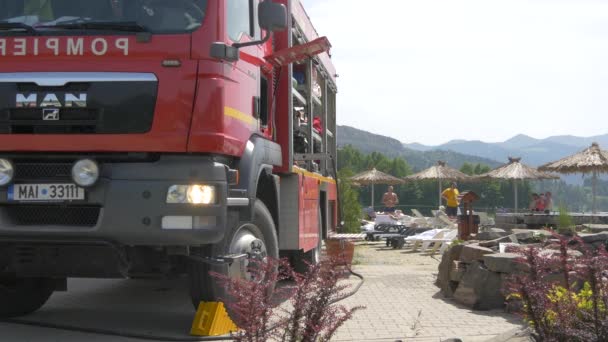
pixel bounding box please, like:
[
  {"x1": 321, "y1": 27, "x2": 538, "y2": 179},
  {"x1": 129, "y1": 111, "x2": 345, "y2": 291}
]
[{"x1": 223, "y1": 0, "x2": 263, "y2": 137}]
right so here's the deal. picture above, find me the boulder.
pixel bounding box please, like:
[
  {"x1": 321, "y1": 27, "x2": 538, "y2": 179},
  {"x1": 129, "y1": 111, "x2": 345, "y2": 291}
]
[
  {"x1": 483, "y1": 253, "x2": 521, "y2": 274},
  {"x1": 581, "y1": 232, "x2": 608, "y2": 244},
  {"x1": 449, "y1": 243, "x2": 465, "y2": 260},
  {"x1": 514, "y1": 232, "x2": 535, "y2": 242},
  {"x1": 476, "y1": 231, "x2": 509, "y2": 241},
  {"x1": 459, "y1": 244, "x2": 494, "y2": 263},
  {"x1": 453, "y1": 261, "x2": 505, "y2": 310},
  {"x1": 436, "y1": 244, "x2": 465, "y2": 297},
  {"x1": 449, "y1": 261, "x2": 466, "y2": 282},
  {"x1": 538, "y1": 249, "x2": 583, "y2": 259},
  {"x1": 543, "y1": 271, "x2": 582, "y2": 291}
]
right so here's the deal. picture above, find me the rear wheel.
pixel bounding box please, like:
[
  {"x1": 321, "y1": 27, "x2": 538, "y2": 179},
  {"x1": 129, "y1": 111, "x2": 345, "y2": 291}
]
[
  {"x1": 189, "y1": 200, "x2": 279, "y2": 307},
  {"x1": 0, "y1": 277, "x2": 54, "y2": 318}
]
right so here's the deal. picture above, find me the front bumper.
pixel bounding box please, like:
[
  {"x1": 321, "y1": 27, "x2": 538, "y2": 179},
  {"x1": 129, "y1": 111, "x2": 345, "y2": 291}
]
[{"x1": 0, "y1": 156, "x2": 228, "y2": 246}]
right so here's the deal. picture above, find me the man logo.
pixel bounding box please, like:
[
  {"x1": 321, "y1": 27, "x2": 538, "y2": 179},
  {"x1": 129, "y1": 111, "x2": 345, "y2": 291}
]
[{"x1": 43, "y1": 108, "x2": 60, "y2": 121}]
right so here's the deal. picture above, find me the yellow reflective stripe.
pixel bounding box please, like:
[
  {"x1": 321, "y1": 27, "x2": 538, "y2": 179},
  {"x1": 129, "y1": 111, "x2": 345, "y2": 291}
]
[
  {"x1": 293, "y1": 166, "x2": 336, "y2": 184},
  {"x1": 225, "y1": 106, "x2": 257, "y2": 126}
]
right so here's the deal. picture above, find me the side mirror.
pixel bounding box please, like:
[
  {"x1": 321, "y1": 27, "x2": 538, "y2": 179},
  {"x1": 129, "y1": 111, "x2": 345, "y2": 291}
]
[
  {"x1": 210, "y1": 42, "x2": 239, "y2": 62},
  {"x1": 258, "y1": 0, "x2": 287, "y2": 32}
]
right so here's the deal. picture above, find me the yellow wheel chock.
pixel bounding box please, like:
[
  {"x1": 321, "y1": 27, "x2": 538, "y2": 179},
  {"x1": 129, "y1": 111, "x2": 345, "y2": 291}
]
[{"x1": 190, "y1": 302, "x2": 239, "y2": 336}]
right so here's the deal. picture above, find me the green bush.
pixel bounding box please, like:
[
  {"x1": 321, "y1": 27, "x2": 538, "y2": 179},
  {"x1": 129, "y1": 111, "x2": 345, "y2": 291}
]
[
  {"x1": 337, "y1": 169, "x2": 361, "y2": 233},
  {"x1": 557, "y1": 205, "x2": 575, "y2": 235}
]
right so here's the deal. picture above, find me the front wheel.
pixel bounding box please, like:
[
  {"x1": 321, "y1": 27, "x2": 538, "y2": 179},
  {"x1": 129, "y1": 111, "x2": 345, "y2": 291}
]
[
  {"x1": 0, "y1": 277, "x2": 54, "y2": 318},
  {"x1": 189, "y1": 200, "x2": 279, "y2": 307}
]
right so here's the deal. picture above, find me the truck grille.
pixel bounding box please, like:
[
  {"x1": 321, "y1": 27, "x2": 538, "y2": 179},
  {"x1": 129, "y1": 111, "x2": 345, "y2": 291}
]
[
  {"x1": 3, "y1": 205, "x2": 101, "y2": 227},
  {"x1": 0, "y1": 108, "x2": 99, "y2": 134},
  {"x1": 14, "y1": 162, "x2": 73, "y2": 181}
]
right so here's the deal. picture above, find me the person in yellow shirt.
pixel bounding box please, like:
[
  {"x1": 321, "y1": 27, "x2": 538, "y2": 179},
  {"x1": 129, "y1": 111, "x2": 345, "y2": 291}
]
[{"x1": 441, "y1": 182, "x2": 460, "y2": 218}]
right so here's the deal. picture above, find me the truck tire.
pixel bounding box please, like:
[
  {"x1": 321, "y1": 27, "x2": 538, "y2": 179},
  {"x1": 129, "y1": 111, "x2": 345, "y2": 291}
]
[
  {"x1": 0, "y1": 277, "x2": 54, "y2": 318},
  {"x1": 189, "y1": 199, "x2": 279, "y2": 308},
  {"x1": 293, "y1": 207, "x2": 322, "y2": 274}
]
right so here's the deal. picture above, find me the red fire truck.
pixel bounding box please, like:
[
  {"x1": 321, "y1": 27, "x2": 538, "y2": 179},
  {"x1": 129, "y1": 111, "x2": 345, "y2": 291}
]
[{"x1": 0, "y1": 0, "x2": 338, "y2": 317}]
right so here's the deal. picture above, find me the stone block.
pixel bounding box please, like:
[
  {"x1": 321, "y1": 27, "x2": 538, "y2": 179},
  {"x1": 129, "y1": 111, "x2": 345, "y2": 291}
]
[
  {"x1": 453, "y1": 261, "x2": 505, "y2": 310},
  {"x1": 437, "y1": 244, "x2": 465, "y2": 297},
  {"x1": 581, "y1": 232, "x2": 608, "y2": 244},
  {"x1": 538, "y1": 249, "x2": 583, "y2": 259},
  {"x1": 540, "y1": 272, "x2": 581, "y2": 292},
  {"x1": 459, "y1": 244, "x2": 494, "y2": 263},
  {"x1": 514, "y1": 231, "x2": 535, "y2": 241},
  {"x1": 483, "y1": 253, "x2": 521, "y2": 273},
  {"x1": 449, "y1": 244, "x2": 465, "y2": 260},
  {"x1": 479, "y1": 235, "x2": 518, "y2": 248},
  {"x1": 476, "y1": 231, "x2": 509, "y2": 241},
  {"x1": 449, "y1": 261, "x2": 466, "y2": 282}
]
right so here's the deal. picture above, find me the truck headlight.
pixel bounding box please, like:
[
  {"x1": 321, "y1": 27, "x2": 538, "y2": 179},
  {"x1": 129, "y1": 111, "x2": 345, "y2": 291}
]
[
  {"x1": 71, "y1": 159, "x2": 99, "y2": 187},
  {"x1": 0, "y1": 159, "x2": 14, "y2": 186},
  {"x1": 166, "y1": 185, "x2": 215, "y2": 205}
]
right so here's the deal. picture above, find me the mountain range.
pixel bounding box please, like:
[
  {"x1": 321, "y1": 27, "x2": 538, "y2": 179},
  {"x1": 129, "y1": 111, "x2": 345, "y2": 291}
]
[
  {"x1": 403, "y1": 133, "x2": 608, "y2": 167},
  {"x1": 337, "y1": 125, "x2": 608, "y2": 184},
  {"x1": 336, "y1": 125, "x2": 502, "y2": 171}
]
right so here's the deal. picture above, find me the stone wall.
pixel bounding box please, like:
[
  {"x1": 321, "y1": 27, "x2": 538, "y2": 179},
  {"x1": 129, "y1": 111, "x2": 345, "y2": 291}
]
[{"x1": 436, "y1": 229, "x2": 608, "y2": 310}]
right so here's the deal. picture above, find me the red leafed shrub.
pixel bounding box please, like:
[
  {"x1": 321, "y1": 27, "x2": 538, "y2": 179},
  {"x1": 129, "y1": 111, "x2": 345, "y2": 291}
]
[
  {"x1": 504, "y1": 231, "x2": 608, "y2": 342},
  {"x1": 211, "y1": 256, "x2": 364, "y2": 342}
]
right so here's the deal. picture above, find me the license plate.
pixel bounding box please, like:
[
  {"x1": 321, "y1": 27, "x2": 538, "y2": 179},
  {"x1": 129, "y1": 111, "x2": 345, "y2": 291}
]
[{"x1": 8, "y1": 184, "x2": 85, "y2": 202}]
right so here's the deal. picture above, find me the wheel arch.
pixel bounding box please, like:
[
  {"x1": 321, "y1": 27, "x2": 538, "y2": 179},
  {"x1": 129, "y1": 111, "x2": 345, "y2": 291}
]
[{"x1": 234, "y1": 134, "x2": 282, "y2": 231}]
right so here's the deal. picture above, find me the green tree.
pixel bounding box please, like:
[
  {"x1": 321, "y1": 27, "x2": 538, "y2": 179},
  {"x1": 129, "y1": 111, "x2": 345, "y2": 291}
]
[
  {"x1": 474, "y1": 163, "x2": 490, "y2": 175},
  {"x1": 389, "y1": 157, "x2": 412, "y2": 178},
  {"x1": 460, "y1": 162, "x2": 475, "y2": 176},
  {"x1": 337, "y1": 145, "x2": 364, "y2": 172},
  {"x1": 337, "y1": 168, "x2": 361, "y2": 233}
]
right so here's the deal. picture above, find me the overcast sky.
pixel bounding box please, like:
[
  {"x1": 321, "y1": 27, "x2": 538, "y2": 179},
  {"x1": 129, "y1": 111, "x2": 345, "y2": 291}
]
[{"x1": 300, "y1": 0, "x2": 608, "y2": 145}]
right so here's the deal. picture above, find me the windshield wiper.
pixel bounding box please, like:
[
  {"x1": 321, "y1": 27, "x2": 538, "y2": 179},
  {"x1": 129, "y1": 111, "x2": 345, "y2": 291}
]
[
  {"x1": 37, "y1": 21, "x2": 149, "y2": 33},
  {"x1": 0, "y1": 22, "x2": 38, "y2": 35}
]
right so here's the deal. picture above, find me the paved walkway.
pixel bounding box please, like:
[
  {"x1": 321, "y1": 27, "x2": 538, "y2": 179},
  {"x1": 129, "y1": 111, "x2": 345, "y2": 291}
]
[
  {"x1": 332, "y1": 242, "x2": 525, "y2": 341},
  {"x1": 0, "y1": 241, "x2": 524, "y2": 341}
]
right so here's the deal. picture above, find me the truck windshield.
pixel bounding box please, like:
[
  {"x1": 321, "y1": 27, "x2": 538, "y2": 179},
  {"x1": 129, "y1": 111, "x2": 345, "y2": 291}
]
[{"x1": 0, "y1": 0, "x2": 208, "y2": 34}]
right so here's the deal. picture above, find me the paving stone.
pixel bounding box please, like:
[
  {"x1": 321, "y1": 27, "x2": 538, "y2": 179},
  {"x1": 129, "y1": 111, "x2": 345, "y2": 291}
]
[
  {"x1": 331, "y1": 243, "x2": 525, "y2": 341},
  {"x1": 459, "y1": 244, "x2": 495, "y2": 263}
]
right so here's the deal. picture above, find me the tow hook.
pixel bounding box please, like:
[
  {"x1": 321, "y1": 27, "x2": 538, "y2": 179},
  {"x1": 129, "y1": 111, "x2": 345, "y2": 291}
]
[{"x1": 188, "y1": 253, "x2": 248, "y2": 266}]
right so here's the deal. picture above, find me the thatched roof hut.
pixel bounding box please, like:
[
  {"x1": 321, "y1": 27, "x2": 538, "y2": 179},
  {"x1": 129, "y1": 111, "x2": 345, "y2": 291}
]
[
  {"x1": 539, "y1": 142, "x2": 608, "y2": 213},
  {"x1": 405, "y1": 161, "x2": 471, "y2": 181},
  {"x1": 475, "y1": 157, "x2": 559, "y2": 212},
  {"x1": 538, "y1": 143, "x2": 608, "y2": 174},
  {"x1": 404, "y1": 161, "x2": 472, "y2": 207},
  {"x1": 477, "y1": 157, "x2": 559, "y2": 180},
  {"x1": 350, "y1": 168, "x2": 403, "y2": 208}
]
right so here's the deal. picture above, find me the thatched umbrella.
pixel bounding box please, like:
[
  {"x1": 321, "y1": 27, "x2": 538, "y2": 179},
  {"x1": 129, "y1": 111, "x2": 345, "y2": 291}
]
[
  {"x1": 404, "y1": 161, "x2": 472, "y2": 207},
  {"x1": 476, "y1": 157, "x2": 559, "y2": 213},
  {"x1": 350, "y1": 168, "x2": 404, "y2": 208},
  {"x1": 539, "y1": 142, "x2": 608, "y2": 213}
]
